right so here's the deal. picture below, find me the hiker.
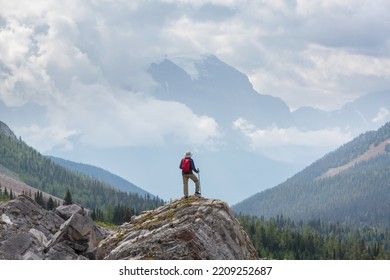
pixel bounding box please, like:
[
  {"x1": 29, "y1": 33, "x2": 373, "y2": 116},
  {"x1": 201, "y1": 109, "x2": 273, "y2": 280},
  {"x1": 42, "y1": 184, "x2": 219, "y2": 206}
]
[{"x1": 179, "y1": 151, "x2": 200, "y2": 198}]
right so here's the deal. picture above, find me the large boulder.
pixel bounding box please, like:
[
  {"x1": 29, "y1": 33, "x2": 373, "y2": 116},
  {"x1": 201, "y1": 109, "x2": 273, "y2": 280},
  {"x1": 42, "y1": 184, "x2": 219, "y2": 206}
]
[
  {"x1": 0, "y1": 195, "x2": 109, "y2": 260},
  {"x1": 45, "y1": 205, "x2": 105, "y2": 259},
  {"x1": 97, "y1": 196, "x2": 258, "y2": 260}
]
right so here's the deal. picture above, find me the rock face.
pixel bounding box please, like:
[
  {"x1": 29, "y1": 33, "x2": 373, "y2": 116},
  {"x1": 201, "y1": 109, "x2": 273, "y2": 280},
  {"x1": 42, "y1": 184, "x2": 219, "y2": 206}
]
[
  {"x1": 0, "y1": 195, "x2": 109, "y2": 260},
  {"x1": 97, "y1": 196, "x2": 258, "y2": 260},
  {"x1": 1, "y1": 195, "x2": 257, "y2": 260}
]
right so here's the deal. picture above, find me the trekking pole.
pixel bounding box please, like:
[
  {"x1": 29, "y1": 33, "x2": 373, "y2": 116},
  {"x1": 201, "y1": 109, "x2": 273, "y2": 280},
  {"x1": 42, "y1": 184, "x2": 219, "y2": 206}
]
[{"x1": 197, "y1": 169, "x2": 201, "y2": 195}]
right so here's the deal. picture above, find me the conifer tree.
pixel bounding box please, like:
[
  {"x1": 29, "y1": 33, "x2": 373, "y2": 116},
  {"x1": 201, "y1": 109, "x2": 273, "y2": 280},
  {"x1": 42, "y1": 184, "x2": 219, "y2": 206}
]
[
  {"x1": 47, "y1": 197, "x2": 55, "y2": 210},
  {"x1": 64, "y1": 189, "x2": 73, "y2": 205}
]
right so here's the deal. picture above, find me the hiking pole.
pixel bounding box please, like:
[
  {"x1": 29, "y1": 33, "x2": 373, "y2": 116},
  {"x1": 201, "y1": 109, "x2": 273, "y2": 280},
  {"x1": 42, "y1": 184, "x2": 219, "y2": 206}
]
[{"x1": 197, "y1": 169, "x2": 202, "y2": 195}]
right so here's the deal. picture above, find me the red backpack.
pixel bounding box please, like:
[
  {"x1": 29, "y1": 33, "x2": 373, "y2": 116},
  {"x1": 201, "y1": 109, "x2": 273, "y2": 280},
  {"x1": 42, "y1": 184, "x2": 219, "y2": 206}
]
[{"x1": 181, "y1": 158, "x2": 191, "y2": 173}]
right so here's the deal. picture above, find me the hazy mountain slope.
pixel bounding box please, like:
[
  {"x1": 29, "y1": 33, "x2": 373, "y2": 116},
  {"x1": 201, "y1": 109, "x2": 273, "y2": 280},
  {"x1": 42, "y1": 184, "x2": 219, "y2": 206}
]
[
  {"x1": 0, "y1": 172, "x2": 62, "y2": 204},
  {"x1": 0, "y1": 121, "x2": 164, "y2": 214},
  {"x1": 0, "y1": 121, "x2": 17, "y2": 140},
  {"x1": 232, "y1": 122, "x2": 390, "y2": 226},
  {"x1": 292, "y1": 91, "x2": 390, "y2": 131},
  {"x1": 147, "y1": 55, "x2": 390, "y2": 205},
  {"x1": 48, "y1": 156, "x2": 151, "y2": 197},
  {"x1": 149, "y1": 55, "x2": 292, "y2": 129},
  {"x1": 150, "y1": 56, "x2": 390, "y2": 134}
]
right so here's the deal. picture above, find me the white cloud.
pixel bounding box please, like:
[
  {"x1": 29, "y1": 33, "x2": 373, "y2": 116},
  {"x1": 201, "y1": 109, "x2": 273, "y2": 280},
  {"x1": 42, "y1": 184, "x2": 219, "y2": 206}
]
[
  {"x1": 233, "y1": 118, "x2": 353, "y2": 162},
  {"x1": 372, "y1": 107, "x2": 390, "y2": 124},
  {"x1": 2, "y1": 0, "x2": 390, "y2": 111},
  {"x1": 14, "y1": 124, "x2": 78, "y2": 152},
  {"x1": 17, "y1": 81, "x2": 220, "y2": 153},
  {"x1": 1, "y1": 0, "x2": 389, "y2": 152},
  {"x1": 248, "y1": 43, "x2": 390, "y2": 110}
]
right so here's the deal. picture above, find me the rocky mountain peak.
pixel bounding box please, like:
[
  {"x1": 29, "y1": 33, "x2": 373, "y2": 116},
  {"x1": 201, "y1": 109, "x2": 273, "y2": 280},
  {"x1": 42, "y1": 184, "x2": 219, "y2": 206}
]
[
  {"x1": 97, "y1": 196, "x2": 258, "y2": 260},
  {"x1": 0, "y1": 121, "x2": 17, "y2": 140}
]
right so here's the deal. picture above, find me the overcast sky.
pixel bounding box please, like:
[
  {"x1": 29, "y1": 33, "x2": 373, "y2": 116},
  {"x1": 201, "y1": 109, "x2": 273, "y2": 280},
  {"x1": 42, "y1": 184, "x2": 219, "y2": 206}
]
[{"x1": 1, "y1": 0, "x2": 390, "y2": 155}]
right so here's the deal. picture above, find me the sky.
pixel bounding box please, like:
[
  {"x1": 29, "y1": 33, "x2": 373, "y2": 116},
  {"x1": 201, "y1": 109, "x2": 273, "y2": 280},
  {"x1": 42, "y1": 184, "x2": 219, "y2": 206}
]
[{"x1": 1, "y1": 0, "x2": 390, "y2": 202}]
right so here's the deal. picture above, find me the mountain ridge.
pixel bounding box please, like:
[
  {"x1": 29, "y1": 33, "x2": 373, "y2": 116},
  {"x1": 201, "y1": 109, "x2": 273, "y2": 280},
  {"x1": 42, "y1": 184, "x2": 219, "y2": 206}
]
[
  {"x1": 2, "y1": 55, "x2": 390, "y2": 205},
  {"x1": 149, "y1": 55, "x2": 293, "y2": 128},
  {"x1": 47, "y1": 156, "x2": 151, "y2": 197},
  {"x1": 232, "y1": 122, "x2": 390, "y2": 226},
  {"x1": 150, "y1": 55, "x2": 390, "y2": 133},
  {"x1": 0, "y1": 121, "x2": 17, "y2": 140},
  {"x1": 0, "y1": 121, "x2": 164, "y2": 223}
]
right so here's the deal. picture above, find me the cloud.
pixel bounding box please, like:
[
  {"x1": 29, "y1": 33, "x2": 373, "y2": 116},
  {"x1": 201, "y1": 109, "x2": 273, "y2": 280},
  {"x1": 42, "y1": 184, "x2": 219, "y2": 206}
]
[
  {"x1": 2, "y1": 0, "x2": 390, "y2": 110},
  {"x1": 14, "y1": 124, "x2": 78, "y2": 152},
  {"x1": 233, "y1": 118, "x2": 353, "y2": 162},
  {"x1": 248, "y1": 43, "x2": 390, "y2": 110},
  {"x1": 372, "y1": 107, "x2": 390, "y2": 124},
  {"x1": 15, "y1": 81, "x2": 221, "y2": 153},
  {"x1": 0, "y1": 0, "x2": 221, "y2": 152},
  {"x1": 1, "y1": 0, "x2": 389, "y2": 153}
]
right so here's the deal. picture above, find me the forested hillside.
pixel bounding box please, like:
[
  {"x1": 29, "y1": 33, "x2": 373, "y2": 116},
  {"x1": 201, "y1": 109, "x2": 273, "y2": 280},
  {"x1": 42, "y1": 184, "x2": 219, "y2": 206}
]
[
  {"x1": 233, "y1": 122, "x2": 390, "y2": 226},
  {"x1": 0, "y1": 130, "x2": 164, "y2": 224},
  {"x1": 48, "y1": 156, "x2": 150, "y2": 197}
]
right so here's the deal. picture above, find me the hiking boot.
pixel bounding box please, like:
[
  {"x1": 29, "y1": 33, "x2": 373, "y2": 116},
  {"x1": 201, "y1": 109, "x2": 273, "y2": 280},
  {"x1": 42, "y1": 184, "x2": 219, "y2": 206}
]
[{"x1": 195, "y1": 191, "x2": 201, "y2": 197}]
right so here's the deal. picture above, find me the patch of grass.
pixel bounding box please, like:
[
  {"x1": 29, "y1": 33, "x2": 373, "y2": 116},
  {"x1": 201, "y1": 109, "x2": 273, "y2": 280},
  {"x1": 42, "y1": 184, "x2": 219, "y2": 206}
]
[{"x1": 95, "y1": 220, "x2": 118, "y2": 231}]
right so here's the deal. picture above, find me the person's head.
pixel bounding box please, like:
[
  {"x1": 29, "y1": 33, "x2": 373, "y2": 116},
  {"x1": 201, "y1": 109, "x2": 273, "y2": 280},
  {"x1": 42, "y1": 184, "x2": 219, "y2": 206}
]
[{"x1": 184, "y1": 151, "x2": 192, "y2": 158}]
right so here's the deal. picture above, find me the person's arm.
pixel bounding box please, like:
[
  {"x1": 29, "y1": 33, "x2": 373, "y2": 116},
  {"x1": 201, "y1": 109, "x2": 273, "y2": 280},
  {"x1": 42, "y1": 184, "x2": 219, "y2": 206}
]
[{"x1": 190, "y1": 158, "x2": 199, "y2": 173}]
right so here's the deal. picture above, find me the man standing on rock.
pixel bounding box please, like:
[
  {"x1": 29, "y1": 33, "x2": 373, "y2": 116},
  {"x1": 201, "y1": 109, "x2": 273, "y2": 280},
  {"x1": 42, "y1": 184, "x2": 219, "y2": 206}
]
[{"x1": 179, "y1": 151, "x2": 200, "y2": 198}]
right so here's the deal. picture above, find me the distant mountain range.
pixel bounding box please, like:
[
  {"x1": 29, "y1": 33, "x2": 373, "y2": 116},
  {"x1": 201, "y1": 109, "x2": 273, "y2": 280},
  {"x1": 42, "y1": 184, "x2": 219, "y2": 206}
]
[
  {"x1": 48, "y1": 156, "x2": 151, "y2": 197},
  {"x1": 146, "y1": 54, "x2": 390, "y2": 203},
  {"x1": 149, "y1": 55, "x2": 292, "y2": 129},
  {"x1": 232, "y1": 122, "x2": 390, "y2": 226},
  {"x1": 1, "y1": 55, "x2": 389, "y2": 205},
  {"x1": 149, "y1": 55, "x2": 390, "y2": 134}
]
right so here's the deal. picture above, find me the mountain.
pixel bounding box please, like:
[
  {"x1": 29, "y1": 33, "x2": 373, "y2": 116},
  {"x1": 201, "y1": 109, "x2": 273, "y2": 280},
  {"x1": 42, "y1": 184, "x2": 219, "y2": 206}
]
[
  {"x1": 0, "y1": 121, "x2": 17, "y2": 140},
  {"x1": 232, "y1": 122, "x2": 390, "y2": 226},
  {"x1": 0, "y1": 170, "x2": 63, "y2": 205},
  {"x1": 144, "y1": 54, "x2": 390, "y2": 204},
  {"x1": 2, "y1": 55, "x2": 389, "y2": 205},
  {"x1": 47, "y1": 156, "x2": 151, "y2": 197},
  {"x1": 292, "y1": 91, "x2": 390, "y2": 131},
  {"x1": 0, "y1": 120, "x2": 164, "y2": 219},
  {"x1": 150, "y1": 55, "x2": 390, "y2": 133},
  {"x1": 149, "y1": 55, "x2": 292, "y2": 129}
]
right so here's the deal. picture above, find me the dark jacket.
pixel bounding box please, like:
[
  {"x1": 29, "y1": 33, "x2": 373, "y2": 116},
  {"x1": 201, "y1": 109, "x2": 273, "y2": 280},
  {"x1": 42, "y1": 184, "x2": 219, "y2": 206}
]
[{"x1": 179, "y1": 157, "x2": 199, "y2": 174}]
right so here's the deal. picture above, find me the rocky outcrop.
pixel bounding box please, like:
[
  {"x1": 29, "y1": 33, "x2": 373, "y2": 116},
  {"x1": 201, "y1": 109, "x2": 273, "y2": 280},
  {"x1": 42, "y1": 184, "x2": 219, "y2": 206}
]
[
  {"x1": 97, "y1": 196, "x2": 258, "y2": 260},
  {"x1": 1, "y1": 195, "x2": 257, "y2": 260},
  {"x1": 0, "y1": 195, "x2": 109, "y2": 260}
]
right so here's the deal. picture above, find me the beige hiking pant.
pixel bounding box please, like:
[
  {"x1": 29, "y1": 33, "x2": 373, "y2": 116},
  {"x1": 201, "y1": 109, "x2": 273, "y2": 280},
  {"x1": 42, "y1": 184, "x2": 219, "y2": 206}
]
[{"x1": 182, "y1": 173, "x2": 200, "y2": 197}]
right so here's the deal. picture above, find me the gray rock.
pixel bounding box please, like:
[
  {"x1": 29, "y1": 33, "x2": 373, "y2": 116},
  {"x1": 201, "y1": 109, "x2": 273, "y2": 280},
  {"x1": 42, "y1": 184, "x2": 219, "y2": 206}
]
[
  {"x1": 0, "y1": 195, "x2": 110, "y2": 260},
  {"x1": 55, "y1": 204, "x2": 88, "y2": 220},
  {"x1": 0, "y1": 233, "x2": 31, "y2": 259},
  {"x1": 97, "y1": 196, "x2": 258, "y2": 260},
  {"x1": 1, "y1": 194, "x2": 256, "y2": 260},
  {"x1": 45, "y1": 211, "x2": 105, "y2": 258}
]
